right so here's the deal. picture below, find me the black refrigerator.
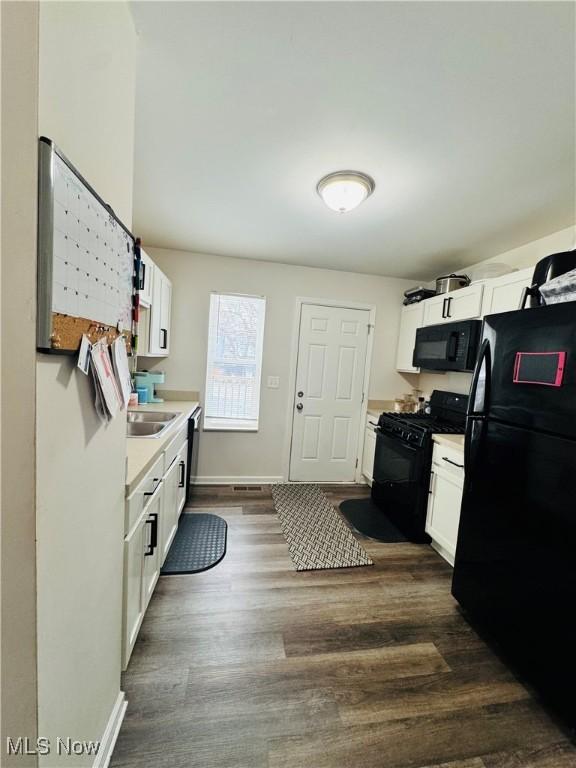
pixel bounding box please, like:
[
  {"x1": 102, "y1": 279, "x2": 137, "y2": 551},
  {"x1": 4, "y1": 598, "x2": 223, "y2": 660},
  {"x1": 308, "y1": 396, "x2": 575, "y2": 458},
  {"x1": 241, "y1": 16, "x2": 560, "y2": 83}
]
[{"x1": 452, "y1": 301, "x2": 576, "y2": 728}]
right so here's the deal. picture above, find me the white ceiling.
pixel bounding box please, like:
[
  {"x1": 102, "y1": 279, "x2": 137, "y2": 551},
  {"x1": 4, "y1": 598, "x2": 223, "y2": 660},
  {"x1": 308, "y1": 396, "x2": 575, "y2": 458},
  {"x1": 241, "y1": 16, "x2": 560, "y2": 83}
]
[{"x1": 130, "y1": 1, "x2": 575, "y2": 280}]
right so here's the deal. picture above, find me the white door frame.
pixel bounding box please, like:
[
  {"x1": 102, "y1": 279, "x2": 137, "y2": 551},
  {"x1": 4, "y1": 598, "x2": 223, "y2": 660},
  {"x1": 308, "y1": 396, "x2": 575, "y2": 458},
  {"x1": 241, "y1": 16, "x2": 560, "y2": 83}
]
[{"x1": 282, "y1": 297, "x2": 376, "y2": 483}]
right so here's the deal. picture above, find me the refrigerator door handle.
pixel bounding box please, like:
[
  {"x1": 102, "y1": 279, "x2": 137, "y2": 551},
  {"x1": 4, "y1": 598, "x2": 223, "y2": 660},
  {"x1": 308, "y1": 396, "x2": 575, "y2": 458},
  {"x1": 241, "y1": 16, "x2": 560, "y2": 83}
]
[
  {"x1": 467, "y1": 338, "x2": 491, "y2": 418},
  {"x1": 464, "y1": 338, "x2": 491, "y2": 477}
]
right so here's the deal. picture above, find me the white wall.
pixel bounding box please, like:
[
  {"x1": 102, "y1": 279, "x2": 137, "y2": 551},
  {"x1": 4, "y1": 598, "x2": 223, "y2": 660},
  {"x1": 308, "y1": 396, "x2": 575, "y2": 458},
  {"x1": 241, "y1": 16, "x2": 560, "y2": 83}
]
[
  {"x1": 35, "y1": 3, "x2": 136, "y2": 764},
  {"x1": 141, "y1": 249, "x2": 417, "y2": 482},
  {"x1": 418, "y1": 224, "x2": 576, "y2": 397},
  {"x1": 1, "y1": 3, "x2": 40, "y2": 765}
]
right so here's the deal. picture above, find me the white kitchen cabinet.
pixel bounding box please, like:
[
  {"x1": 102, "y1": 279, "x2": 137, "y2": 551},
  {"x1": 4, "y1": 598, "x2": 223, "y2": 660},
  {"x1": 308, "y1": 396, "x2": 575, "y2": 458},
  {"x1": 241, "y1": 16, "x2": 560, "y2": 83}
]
[
  {"x1": 138, "y1": 247, "x2": 154, "y2": 308},
  {"x1": 396, "y1": 302, "x2": 425, "y2": 372},
  {"x1": 423, "y1": 283, "x2": 484, "y2": 326},
  {"x1": 148, "y1": 267, "x2": 172, "y2": 356},
  {"x1": 175, "y1": 442, "x2": 189, "y2": 516},
  {"x1": 122, "y1": 511, "x2": 146, "y2": 668},
  {"x1": 160, "y1": 439, "x2": 187, "y2": 564},
  {"x1": 422, "y1": 294, "x2": 447, "y2": 326},
  {"x1": 425, "y1": 442, "x2": 465, "y2": 566},
  {"x1": 361, "y1": 417, "x2": 378, "y2": 485},
  {"x1": 141, "y1": 484, "x2": 163, "y2": 608},
  {"x1": 122, "y1": 479, "x2": 163, "y2": 669},
  {"x1": 480, "y1": 267, "x2": 532, "y2": 317},
  {"x1": 160, "y1": 456, "x2": 180, "y2": 564}
]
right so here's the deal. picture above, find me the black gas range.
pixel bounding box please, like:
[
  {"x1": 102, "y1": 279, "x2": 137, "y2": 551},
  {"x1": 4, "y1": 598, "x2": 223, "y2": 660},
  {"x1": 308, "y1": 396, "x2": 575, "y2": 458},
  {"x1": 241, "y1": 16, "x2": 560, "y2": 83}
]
[{"x1": 371, "y1": 390, "x2": 468, "y2": 542}]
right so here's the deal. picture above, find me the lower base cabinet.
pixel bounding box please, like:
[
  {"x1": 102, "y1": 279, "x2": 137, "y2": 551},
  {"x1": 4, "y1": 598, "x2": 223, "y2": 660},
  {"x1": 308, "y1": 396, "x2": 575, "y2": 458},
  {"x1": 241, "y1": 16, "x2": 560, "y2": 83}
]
[
  {"x1": 160, "y1": 441, "x2": 188, "y2": 562},
  {"x1": 142, "y1": 486, "x2": 162, "y2": 608},
  {"x1": 361, "y1": 416, "x2": 378, "y2": 485},
  {"x1": 123, "y1": 510, "x2": 147, "y2": 662},
  {"x1": 123, "y1": 480, "x2": 163, "y2": 667},
  {"x1": 425, "y1": 442, "x2": 465, "y2": 566},
  {"x1": 122, "y1": 426, "x2": 189, "y2": 670}
]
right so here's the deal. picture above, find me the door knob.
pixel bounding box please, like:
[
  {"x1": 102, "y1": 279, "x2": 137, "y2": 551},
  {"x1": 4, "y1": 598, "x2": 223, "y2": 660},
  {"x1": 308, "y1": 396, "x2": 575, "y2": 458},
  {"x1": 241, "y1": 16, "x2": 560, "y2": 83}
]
[
  {"x1": 297, "y1": 391, "x2": 304, "y2": 398},
  {"x1": 296, "y1": 403, "x2": 303, "y2": 411}
]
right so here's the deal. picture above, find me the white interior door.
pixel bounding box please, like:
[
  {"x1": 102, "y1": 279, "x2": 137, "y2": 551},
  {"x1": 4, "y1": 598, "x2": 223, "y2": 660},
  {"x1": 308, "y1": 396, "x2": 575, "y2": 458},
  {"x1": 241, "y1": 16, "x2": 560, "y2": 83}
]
[{"x1": 289, "y1": 303, "x2": 370, "y2": 482}]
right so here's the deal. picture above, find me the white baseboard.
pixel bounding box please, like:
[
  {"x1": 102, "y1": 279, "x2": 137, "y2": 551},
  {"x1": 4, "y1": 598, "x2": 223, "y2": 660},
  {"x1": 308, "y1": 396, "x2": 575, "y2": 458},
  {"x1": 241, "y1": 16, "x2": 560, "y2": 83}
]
[
  {"x1": 93, "y1": 691, "x2": 127, "y2": 768},
  {"x1": 193, "y1": 475, "x2": 284, "y2": 486}
]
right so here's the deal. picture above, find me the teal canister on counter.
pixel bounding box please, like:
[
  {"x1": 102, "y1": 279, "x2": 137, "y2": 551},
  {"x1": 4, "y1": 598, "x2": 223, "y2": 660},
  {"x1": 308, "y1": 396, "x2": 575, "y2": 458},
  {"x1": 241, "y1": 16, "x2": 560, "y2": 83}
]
[{"x1": 136, "y1": 387, "x2": 148, "y2": 404}]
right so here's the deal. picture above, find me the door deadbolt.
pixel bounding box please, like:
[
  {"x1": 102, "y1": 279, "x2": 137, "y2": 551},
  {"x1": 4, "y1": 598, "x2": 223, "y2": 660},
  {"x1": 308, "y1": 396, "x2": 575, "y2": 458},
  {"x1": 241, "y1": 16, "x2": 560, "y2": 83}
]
[
  {"x1": 297, "y1": 391, "x2": 304, "y2": 398},
  {"x1": 296, "y1": 403, "x2": 303, "y2": 411}
]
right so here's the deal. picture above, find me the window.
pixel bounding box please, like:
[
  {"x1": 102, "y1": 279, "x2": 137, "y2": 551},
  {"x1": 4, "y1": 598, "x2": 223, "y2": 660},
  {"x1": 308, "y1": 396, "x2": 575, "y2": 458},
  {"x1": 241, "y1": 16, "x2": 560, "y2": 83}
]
[{"x1": 204, "y1": 292, "x2": 266, "y2": 431}]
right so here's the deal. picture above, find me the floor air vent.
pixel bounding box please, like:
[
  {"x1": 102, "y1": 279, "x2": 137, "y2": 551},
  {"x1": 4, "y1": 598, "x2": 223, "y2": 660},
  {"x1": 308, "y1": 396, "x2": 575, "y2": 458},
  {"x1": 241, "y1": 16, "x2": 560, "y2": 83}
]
[{"x1": 233, "y1": 485, "x2": 263, "y2": 492}]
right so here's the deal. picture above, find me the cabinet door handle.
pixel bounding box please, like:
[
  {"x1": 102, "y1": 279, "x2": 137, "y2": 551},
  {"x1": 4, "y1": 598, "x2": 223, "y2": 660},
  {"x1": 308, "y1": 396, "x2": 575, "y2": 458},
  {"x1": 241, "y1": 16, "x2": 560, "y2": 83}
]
[
  {"x1": 144, "y1": 512, "x2": 158, "y2": 556},
  {"x1": 441, "y1": 298, "x2": 447, "y2": 318},
  {"x1": 160, "y1": 328, "x2": 168, "y2": 349},
  {"x1": 442, "y1": 456, "x2": 464, "y2": 468},
  {"x1": 139, "y1": 261, "x2": 146, "y2": 291},
  {"x1": 178, "y1": 460, "x2": 186, "y2": 488},
  {"x1": 447, "y1": 296, "x2": 452, "y2": 318}
]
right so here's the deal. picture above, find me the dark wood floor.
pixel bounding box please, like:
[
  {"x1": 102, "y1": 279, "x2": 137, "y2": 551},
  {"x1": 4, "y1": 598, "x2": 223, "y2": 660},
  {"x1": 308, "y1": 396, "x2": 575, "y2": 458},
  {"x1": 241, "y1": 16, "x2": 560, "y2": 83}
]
[{"x1": 111, "y1": 485, "x2": 576, "y2": 768}]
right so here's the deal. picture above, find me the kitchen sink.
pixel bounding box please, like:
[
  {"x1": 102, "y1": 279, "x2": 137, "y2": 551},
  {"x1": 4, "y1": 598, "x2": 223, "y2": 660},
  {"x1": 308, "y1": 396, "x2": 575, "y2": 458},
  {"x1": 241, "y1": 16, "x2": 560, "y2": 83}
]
[
  {"x1": 127, "y1": 410, "x2": 178, "y2": 423},
  {"x1": 127, "y1": 421, "x2": 169, "y2": 438}
]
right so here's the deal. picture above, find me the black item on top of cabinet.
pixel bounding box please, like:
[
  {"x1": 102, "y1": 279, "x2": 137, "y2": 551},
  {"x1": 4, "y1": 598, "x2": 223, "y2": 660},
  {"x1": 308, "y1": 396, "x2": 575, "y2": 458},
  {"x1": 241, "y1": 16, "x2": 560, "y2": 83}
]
[
  {"x1": 452, "y1": 301, "x2": 576, "y2": 729},
  {"x1": 521, "y1": 249, "x2": 576, "y2": 308}
]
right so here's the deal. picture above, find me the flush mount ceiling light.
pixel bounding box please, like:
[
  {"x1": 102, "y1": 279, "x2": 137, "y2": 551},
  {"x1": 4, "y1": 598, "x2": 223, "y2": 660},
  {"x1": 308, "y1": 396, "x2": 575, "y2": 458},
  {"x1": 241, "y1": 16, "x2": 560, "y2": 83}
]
[{"x1": 316, "y1": 170, "x2": 375, "y2": 213}]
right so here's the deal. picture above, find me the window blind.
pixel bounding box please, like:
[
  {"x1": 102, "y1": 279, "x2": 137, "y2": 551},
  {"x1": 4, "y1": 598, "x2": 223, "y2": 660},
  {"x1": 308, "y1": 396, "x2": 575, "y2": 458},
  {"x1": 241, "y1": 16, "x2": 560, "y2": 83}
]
[{"x1": 204, "y1": 293, "x2": 266, "y2": 427}]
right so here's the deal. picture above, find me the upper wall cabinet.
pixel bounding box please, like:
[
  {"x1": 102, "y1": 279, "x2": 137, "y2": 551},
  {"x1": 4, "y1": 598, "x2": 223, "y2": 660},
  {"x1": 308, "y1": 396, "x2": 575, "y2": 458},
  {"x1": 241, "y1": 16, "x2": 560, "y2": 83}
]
[
  {"x1": 138, "y1": 248, "x2": 154, "y2": 308},
  {"x1": 423, "y1": 283, "x2": 484, "y2": 326},
  {"x1": 147, "y1": 267, "x2": 172, "y2": 356},
  {"x1": 480, "y1": 267, "x2": 532, "y2": 317},
  {"x1": 396, "y1": 302, "x2": 425, "y2": 373}
]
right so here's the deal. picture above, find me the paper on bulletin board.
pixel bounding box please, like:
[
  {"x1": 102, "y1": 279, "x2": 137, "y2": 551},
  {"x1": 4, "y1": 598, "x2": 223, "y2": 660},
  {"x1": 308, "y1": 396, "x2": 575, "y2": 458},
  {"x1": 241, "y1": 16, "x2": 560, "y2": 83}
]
[
  {"x1": 90, "y1": 340, "x2": 122, "y2": 419},
  {"x1": 77, "y1": 334, "x2": 92, "y2": 375},
  {"x1": 112, "y1": 336, "x2": 132, "y2": 408},
  {"x1": 90, "y1": 358, "x2": 109, "y2": 425}
]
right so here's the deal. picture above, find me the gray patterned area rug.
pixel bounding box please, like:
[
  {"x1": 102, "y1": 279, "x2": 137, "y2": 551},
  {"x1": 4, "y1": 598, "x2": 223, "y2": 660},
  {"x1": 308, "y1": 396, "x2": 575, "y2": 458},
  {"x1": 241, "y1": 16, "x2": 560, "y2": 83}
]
[{"x1": 271, "y1": 484, "x2": 373, "y2": 571}]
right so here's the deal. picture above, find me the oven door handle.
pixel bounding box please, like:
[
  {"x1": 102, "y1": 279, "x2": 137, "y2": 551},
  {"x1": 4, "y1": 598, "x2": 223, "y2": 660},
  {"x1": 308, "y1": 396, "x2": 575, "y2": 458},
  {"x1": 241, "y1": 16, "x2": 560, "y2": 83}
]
[{"x1": 376, "y1": 431, "x2": 418, "y2": 452}]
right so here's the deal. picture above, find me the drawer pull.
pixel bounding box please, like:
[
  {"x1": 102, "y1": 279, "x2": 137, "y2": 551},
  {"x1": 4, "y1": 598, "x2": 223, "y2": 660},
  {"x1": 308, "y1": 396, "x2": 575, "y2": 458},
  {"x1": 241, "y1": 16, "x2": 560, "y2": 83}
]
[
  {"x1": 144, "y1": 479, "x2": 161, "y2": 497},
  {"x1": 178, "y1": 461, "x2": 186, "y2": 488},
  {"x1": 442, "y1": 456, "x2": 464, "y2": 469}
]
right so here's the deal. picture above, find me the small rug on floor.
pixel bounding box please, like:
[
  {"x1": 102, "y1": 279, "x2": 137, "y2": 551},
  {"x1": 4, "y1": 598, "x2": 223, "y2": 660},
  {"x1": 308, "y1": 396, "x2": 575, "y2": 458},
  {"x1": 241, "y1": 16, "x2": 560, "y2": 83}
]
[
  {"x1": 339, "y1": 497, "x2": 408, "y2": 542},
  {"x1": 271, "y1": 484, "x2": 373, "y2": 571},
  {"x1": 161, "y1": 512, "x2": 227, "y2": 575}
]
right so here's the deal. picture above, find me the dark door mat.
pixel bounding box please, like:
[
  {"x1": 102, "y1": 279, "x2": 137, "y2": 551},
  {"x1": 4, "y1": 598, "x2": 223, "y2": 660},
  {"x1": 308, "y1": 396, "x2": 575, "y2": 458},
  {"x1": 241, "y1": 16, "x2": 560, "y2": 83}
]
[
  {"x1": 339, "y1": 498, "x2": 408, "y2": 542},
  {"x1": 161, "y1": 513, "x2": 227, "y2": 575}
]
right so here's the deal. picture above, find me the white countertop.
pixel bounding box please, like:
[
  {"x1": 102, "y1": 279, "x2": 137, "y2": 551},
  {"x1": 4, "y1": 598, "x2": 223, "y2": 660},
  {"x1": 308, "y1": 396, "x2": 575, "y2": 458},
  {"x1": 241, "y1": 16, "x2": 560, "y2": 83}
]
[
  {"x1": 125, "y1": 400, "x2": 200, "y2": 494},
  {"x1": 432, "y1": 433, "x2": 465, "y2": 451}
]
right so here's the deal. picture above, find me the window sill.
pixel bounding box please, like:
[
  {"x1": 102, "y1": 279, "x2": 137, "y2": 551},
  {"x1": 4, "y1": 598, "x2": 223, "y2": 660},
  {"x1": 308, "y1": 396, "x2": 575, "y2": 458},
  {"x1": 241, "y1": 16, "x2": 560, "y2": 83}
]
[{"x1": 203, "y1": 417, "x2": 259, "y2": 432}]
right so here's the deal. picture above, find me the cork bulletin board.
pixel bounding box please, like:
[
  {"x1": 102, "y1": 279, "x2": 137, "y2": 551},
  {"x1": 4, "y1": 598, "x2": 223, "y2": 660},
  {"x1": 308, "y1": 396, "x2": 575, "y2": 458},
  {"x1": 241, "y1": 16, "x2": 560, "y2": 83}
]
[{"x1": 37, "y1": 137, "x2": 135, "y2": 354}]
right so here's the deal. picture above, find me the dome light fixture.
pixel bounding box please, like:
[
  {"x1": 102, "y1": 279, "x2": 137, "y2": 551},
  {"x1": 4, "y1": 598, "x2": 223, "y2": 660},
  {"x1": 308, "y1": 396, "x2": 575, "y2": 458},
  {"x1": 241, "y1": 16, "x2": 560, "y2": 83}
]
[{"x1": 316, "y1": 170, "x2": 375, "y2": 213}]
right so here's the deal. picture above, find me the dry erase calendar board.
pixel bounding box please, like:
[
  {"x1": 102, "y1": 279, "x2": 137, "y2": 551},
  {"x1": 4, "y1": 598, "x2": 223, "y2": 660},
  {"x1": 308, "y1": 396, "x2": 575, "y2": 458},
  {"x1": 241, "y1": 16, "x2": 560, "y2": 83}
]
[{"x1": 37, "y1": 137, "x2": 135, "y2": 354}]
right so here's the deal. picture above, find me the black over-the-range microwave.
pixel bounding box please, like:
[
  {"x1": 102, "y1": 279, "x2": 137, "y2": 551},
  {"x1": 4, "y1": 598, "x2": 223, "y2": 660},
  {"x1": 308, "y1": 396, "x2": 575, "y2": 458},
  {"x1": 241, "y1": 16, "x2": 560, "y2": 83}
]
[{"x1": 413, "y1": 319, "x2": 481, "y2": 372}]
